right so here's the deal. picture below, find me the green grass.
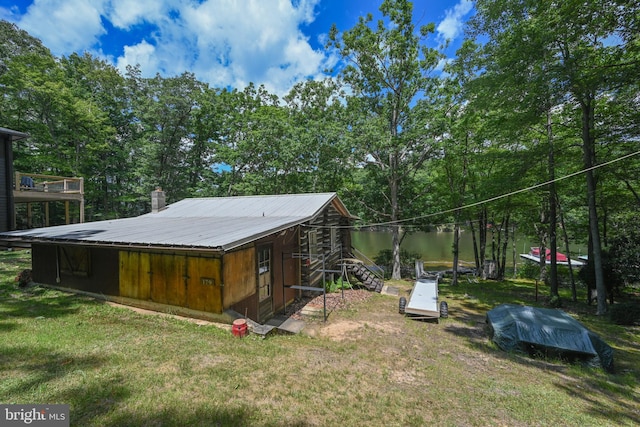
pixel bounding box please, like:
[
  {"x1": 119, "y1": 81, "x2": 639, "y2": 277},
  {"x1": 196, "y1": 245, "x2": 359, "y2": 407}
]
[{"x1": 1, "y1": 250, "x2": 639, "y2": 426}]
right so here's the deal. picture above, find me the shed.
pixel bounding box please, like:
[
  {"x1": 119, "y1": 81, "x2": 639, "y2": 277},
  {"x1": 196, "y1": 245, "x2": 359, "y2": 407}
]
[{"x1": 0, "y1": 191, "x2": 357, "y2": 324}]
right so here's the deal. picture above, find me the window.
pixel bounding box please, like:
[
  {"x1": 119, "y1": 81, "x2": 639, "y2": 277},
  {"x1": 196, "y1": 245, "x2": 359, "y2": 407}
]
[
  {"x1": 308, "y1": 230, "x2": 318, "y2": 257},
  {"x1": 59, "y1": 246, "x2": 90, "y2": 276},
  {"x1": 330, "y1": 227, "x2": 338, "y2": 253},
  {"x1": 258, "y1": 247, "x2": 271, "y2": 301}
]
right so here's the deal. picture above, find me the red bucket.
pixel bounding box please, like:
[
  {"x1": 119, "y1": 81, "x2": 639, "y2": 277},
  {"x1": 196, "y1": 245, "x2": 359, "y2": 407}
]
[{"x1": 232, "y1": 319, "x2": 248, "y2": 337}]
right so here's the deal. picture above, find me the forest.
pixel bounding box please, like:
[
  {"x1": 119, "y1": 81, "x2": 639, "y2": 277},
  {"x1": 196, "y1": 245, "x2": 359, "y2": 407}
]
[{"x1": 0, "y1": 0, "x2": 638, "y2": 314}]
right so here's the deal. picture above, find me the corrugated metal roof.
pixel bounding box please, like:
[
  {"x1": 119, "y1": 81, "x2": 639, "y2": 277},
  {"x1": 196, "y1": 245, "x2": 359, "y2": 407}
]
[
  {"x1": 1, "y1": 193, "x2": 354, "y2": 251},
  {"x1": 146, "y1": 193, "x2": 341, "y2": 219}
]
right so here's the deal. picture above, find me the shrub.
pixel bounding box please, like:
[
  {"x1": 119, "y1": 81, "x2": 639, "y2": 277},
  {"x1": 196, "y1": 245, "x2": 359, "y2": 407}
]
[
  {"x1": 609, "y1": 302, "x2": 640, "y2": 326},
  {"x1": 325, "y1": 277, "x2": 352, "y2": 293},
  {"x1": 517, "y1": 262, "x2": 540, "y2": 280},
  {"x1": 374, "y1": 249, "x2": 421, "y2": 279}
]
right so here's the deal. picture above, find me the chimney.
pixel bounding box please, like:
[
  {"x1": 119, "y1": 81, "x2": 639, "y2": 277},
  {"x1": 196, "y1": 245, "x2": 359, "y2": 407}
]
[{"x1": 151, "y1": 187, "x2": 166, "y2": 213}]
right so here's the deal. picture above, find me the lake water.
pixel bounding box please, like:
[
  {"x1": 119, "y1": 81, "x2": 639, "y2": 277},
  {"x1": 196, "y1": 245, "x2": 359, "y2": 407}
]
[{"x1": 351, "y1": 230, "x2": 540, "y2": 268}]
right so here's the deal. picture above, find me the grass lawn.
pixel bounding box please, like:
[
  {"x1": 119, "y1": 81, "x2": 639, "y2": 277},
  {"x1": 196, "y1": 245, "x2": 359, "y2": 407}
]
[{"x1": 1, "y1": 249, "x2": 639, "y2": 426}]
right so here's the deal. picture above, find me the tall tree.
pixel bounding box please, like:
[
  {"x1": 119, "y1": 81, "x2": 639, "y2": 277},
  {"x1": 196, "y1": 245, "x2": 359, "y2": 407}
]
[
  {"x1": 129, "y1": 72, "x2": 205, "y2": 203},
  {"x1": 284, "y1": 79, "x2": 351, "y2": 194},
  {"x1": 0, "y1": 20, "x2": 51, "y2": 76},
  {"x1": 470, "y1": 0, "x2": 640, "y2": 314},
  {"x1": 328, "y1": 0, "x2": 441, "y2": 279}
]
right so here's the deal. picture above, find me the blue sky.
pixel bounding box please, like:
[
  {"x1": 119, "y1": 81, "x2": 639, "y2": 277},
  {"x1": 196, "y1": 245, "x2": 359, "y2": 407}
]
[{"x1": 1, "y1": 0, "x2": 474, "y2": 95}]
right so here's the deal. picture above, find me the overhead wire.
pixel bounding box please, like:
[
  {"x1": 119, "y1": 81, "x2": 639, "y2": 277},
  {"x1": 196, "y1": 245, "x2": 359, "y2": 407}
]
[{"x1": 308, "y1": 149, "x2": 640, "y2": 230}]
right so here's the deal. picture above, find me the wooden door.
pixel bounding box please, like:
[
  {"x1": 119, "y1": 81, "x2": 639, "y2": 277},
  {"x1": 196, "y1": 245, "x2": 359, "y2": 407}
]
[
  {"x1": 119, "y1": 251, "x2": 151, "y2": 300},
  {"x1": 186, "y1": 256, "x2": 223, "y2": 313},
  {"x1": 149, "y1": 253, "x2": 186, "y2": 307},
  {"x1": 257, "y1": 245, "x2": 273, "y2": 321}
]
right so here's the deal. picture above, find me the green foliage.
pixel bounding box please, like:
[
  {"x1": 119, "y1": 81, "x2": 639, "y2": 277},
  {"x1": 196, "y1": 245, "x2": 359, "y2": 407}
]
[
  {"x1": 374, "y1": 249, "x2": 421, "y2": 279},
  {"x1": 609, "y1": 302, "x2": 640, "y2": 326},
  {"x1": 327, "y1": 0, "x2": 442, "y2": 279},
  {"x1": 607, "y1": 213, "x2": 640, "y2": 286},
  {"x1": 517, "y1": 262, "x2": 540, "y2": 280},
  {"x1": 325, "y1": 277, "x2": 352, "y2": 293},
  {"x1": 0, "y1": 8, "x2": 638, "y2": 294}
]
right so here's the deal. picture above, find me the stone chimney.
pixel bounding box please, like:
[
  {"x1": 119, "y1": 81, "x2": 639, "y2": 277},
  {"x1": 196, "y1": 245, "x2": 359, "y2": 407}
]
[{"x1": 151, "y1": 187, "x2": 166, "y2": 213}]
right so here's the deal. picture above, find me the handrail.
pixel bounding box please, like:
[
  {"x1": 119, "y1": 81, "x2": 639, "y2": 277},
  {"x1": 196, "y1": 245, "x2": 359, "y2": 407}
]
[
  {"x1": 15, "y1": 171, "x2": 84, "y2": 194},
  {"x1": 348, "y1": 246, "x2": 384, "y2": 280}
]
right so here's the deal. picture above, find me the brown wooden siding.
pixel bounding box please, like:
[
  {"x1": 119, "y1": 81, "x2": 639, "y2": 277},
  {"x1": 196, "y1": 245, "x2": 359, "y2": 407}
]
[
  {"x1": 256, "y1": 227, "x2": 299, "y2": 313},
  {"x1": 223, "y1": 247, "x2": 256, "y2": 306},
  {"x1": 119, "y1": 251, "x2": 151, "y2": 300},
  {"x1": 31, "y1": 244, "x2": 119, "y2": 295},
  {"x1": 119, "y1": 251, "x2": 223, "y2": 313},
  {"x1": 185, "y1": 256, "x2": 223, "y2": 312},
  {"x1": 0, "y1": 136, "x2": 10, "y2": 232}
]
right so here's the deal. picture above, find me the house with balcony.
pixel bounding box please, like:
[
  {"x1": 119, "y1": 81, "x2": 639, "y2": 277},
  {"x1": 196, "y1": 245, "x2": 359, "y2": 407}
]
[{"x1": 0, "y1": 127, "x2": 84, "y2": 233}]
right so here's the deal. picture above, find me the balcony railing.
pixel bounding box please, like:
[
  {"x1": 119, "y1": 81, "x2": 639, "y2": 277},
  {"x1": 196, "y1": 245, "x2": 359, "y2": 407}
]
[{"x1": 15, "y1": 172, "x2": 84, "y2": 194}]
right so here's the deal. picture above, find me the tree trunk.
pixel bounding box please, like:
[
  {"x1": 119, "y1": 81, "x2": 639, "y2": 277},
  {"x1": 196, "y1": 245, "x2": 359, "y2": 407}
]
[
  {"x1": 547, "y1": 109, "x2": 559, "y2": 300},
  {"x1": 478, "y1": 207, "x2": 487, "y2": 269},
  {"x1": 390, "y1": 153, "x2": 401, "y2": 280},
  {"x1": 558, "y1": 198, "x2": 578, "y2": 302},
  {"x1": 581, "y1": 97, "x2": 607, "y2": 315},
  {"x1": 452, "y1": 221, "x2": 460, "y2": 285},
  {"x1": 469, "y1": 219, "x2": 480, "y2": 272}
]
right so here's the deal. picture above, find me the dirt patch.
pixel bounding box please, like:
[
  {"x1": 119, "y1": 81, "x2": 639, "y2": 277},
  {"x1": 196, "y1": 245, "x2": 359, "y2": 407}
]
[
  {"x1": 286, "y1": 289, "x2": 373, "y2": 320},
  {"x1": 318, "y1": 320, "x2": 364, "y2": 341}
]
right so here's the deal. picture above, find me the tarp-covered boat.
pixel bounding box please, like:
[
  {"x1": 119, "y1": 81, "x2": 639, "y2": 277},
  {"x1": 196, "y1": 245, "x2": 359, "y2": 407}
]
[{"x1": 486, "y1": 304, "x2": 614, "y2": 372}]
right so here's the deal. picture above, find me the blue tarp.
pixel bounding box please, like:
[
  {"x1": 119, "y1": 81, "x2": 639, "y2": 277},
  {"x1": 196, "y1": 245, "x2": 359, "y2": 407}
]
[{"x1": 486, "y1": 304, "x2": 614, "y2": 372}]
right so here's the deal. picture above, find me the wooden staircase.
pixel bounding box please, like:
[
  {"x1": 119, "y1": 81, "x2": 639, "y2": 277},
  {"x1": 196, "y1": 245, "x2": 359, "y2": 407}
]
[{"x1": 349, "y1": 262, "x2": 384, "y2": 292}]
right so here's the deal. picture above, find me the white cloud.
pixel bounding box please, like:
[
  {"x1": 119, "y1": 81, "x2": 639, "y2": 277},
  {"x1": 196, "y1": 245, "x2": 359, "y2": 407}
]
[
  {"x1": 173, "y1": 0, "x2": 327, "y2": 95},
  {"x1": 116, "y1": 40, "x2": 159, "y2": 75},
  {"x1": 436, "y1": 0, "x2": 474, "y2": 42},
  {"x1": 107, "y1": 0, "x2": 168, "y2": 29},
  {"x1": 10, "y1": 0, "x2": 329, "y2": 96},
  {"x1": 17, "y1": 0, "x2": 107, "y2": 54}
]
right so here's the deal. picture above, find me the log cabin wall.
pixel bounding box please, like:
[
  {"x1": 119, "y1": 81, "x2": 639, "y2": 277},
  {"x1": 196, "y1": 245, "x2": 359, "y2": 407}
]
[{"x1": 302, "y1": 203, "x2": 346, "y2": 288}]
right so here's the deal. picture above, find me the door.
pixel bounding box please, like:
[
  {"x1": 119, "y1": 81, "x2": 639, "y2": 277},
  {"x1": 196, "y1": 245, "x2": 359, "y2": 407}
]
[{"x1": 257, "y1": 245, "x2": 273, "y2": 321}]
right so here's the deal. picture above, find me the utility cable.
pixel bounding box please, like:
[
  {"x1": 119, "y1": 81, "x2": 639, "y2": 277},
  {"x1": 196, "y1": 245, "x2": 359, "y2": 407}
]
[{"x1": 308, "y1": 149, "x2": 640, "y2": 230}]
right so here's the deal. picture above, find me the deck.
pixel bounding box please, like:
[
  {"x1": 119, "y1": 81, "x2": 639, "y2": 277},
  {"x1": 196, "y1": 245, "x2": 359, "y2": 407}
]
[{"x1": 13, "y1": 172, "x2": 85, "y2": 227}]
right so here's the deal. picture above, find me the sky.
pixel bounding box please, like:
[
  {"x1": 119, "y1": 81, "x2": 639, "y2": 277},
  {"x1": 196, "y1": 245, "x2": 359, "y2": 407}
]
[{"x1": 0, "y1": 0, "x2": 474, "y2": 96}]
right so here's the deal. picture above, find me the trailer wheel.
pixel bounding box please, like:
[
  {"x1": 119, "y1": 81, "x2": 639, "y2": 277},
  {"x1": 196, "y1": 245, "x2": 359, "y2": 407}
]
[
  {"x1": 440, "y1": 301, "x2": 449, "y2": 318},
  {"x1": 399, "y1": 297, "x2": 407, "y2": 314}
]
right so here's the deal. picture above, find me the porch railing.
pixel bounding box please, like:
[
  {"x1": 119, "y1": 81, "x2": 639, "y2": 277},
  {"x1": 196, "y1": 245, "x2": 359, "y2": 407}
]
[{"x1": 15, "y1": 172, "x2": 84, "y2": 194}]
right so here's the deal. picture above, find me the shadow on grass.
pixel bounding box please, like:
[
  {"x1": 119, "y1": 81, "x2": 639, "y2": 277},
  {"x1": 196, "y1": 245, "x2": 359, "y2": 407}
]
[
  {"x1": 101, "y1": 405, "x2": 315, "y2": 427},
  {"x1": 0, "y1": 284, "x2": 82, "y2": 319},
  {"x1": 554, "y1": 379, "x2": 640, "y2": 425},
  {"x1": 0, "y1": 321, "x2": 19, "y2": 332},
  {"x1": 0, "y1": 345, "x2": 135, "y2": 425},
  {"x1": 102, "y1": 406, "x2": 254, "y2": 427},
  {"x1": 0, "y1": 345, "x2": 108, "y2": 397}
]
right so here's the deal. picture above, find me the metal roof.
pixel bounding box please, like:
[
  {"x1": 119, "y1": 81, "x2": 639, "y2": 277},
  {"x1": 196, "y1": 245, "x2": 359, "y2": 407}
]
[
  {"x1": 0, "y1": 193, "x2": 354, "y2": 252},
  {"x1": 0, "y1": 127, "x2": 29, "y2": 141}
]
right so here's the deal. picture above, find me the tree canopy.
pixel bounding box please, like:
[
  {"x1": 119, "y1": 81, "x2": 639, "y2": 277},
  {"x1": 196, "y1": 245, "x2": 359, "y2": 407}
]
[{"x1": 0, "y1": 0, "x2": 638, "y2": 304}]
